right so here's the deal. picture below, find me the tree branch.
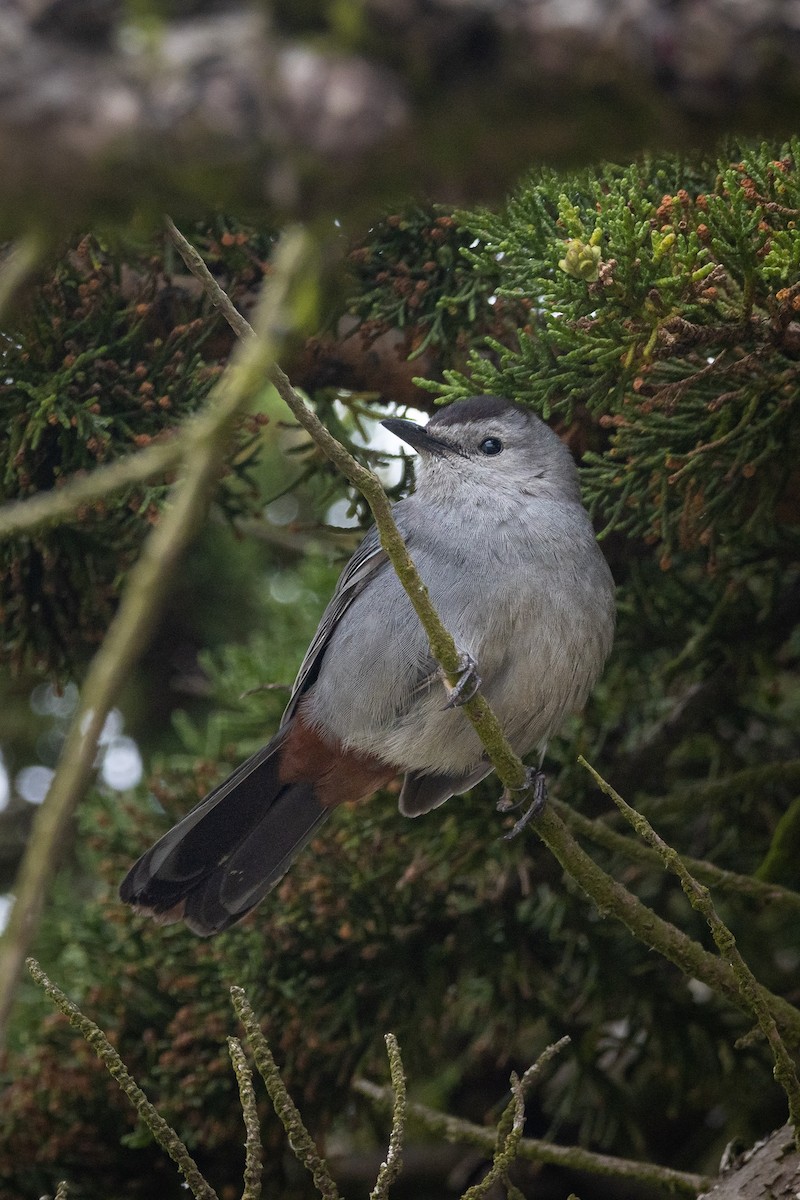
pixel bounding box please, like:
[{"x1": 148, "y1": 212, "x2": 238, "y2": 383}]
[
  {"x1": 0, "y1": 228, "x2": 313, "y2": 1049},
  {"x1": 550, "y1": 796, "x2": 800, "y2": 911},
  {"x1": 353, "y1": 1078, "x2": 710, "y2": 1195},
  {"x1": 0, "y1": 437, "x2": 182, "y2": 539},
  {"x1": 231, "y1": 985, "x2": 341, "y2": 1200},
  {"x1": 27, "y1": 959, "x2": 219, "y2": 1200},
  {"x1": 227, "y1": 1036, "x2": 263, "y2": 1200},
  {"x1": 581, "y1": 756, "x2": 800, "y2": 1148},
  {"x1": 370, "y1": 1033, "x2": 407, "y2": 1200}
]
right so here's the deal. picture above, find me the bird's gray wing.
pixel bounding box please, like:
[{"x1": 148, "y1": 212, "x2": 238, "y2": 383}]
[
  {"x1": 398, "y1": 763, "x2": 493, "y2": 816},
  {"x1": 281, "y1": 525, "x2": 391, "y2": 724}
]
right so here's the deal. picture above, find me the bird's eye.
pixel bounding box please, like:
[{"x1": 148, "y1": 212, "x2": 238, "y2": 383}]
[{"x1": 479, "y1": 437, "x2": 503, "y2": 455}]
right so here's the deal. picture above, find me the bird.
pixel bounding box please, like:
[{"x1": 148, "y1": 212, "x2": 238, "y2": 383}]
[{"x1": 120, "y1": 395, "x2": 615, "y2": 935}]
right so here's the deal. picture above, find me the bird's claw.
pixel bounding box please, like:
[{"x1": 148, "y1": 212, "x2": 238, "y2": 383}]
[
  {"x1": 441, "y1": 650, "x2": 482, "y2": 710},
  {"x1": 498, "y1": 768, "x2": 548, "y2": 839}
]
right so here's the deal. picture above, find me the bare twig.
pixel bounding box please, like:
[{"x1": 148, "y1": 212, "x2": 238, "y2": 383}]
[
  {"x1": 228, "y1": 1037, "x2": 263, "y2": 1200},
  {"x1": 0, "y1": 230, "x2": 313, "y2": 1047},
  {"x1": 533, "y1": 802, "x2": 800, "y2": 1045},
  {"x1": 370, "y1": 1033, "x2": 407, "y2": 1200},
  {"x1": 28, "y1": 959, "x2": 219, "y2": 1200},
  {"x1": 231, "y1": 985, "x2": 341, "y2": 1200},
  {"x1": 0, "y1": 437, "x2": 182, "y2": 539},
  {"x1": 580, "y1": 757, "x2": 800, "y2": 1149},
  {"x1": 461, "y1": 1071, "x2": 526, "y2": 1200},
  {"x1": 353, "y1": 1077, "x2": 709, "y2": 1195},
  {"x1": 165, "y1": 217, "x2": 254, "y2": 342},
  {"x1": 550, "y1": 796, "x2": 800, "y2": 911}
]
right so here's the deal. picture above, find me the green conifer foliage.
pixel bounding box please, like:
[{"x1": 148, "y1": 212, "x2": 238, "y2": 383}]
[
  {"x1": 426, "y1": 144, "x2": 800, "y2": 569},
  {"x1": 0, "y1": 225, "x2": 274, "y2": 675}
]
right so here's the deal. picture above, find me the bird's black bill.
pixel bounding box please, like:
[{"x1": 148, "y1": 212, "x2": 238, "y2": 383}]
[{"x1": 381, "y1": 417, "x2": 453, "y2": 456}]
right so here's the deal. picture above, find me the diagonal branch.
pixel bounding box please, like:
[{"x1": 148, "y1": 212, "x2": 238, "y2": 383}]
[
  {"x1": 167, "y1": 218, "x2": 800, "y2": 1048},
  {"x1": 0, "y1": 228, "x2": 313, "y2": 1048},
  {"x1": 550, "y1": 796, "x2": 800, "y2": 911},
  {"x1": 581, "y1": 756, "x2": 800, "y2": 1147},
  {"x1": 28, "y1": 958, "x2": 219, "y2": 1200}
]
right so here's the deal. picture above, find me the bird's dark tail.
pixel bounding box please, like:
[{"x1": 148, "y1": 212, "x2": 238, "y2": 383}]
[{"x1": 119, "y1": 733, "x2": 329, "y2": 936}]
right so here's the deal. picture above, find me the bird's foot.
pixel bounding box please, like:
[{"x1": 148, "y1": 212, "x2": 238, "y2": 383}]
[
  {"x1": 497, "y1": 768, "x2": 548, "y2": 839},
  {"x1": 441, "y1": 650, "x2": 482, "y2": 710}
]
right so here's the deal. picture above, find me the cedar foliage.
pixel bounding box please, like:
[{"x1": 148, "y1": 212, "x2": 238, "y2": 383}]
[{"x1": 1, "y1": 141, "x2": 800, "y2": 1198}]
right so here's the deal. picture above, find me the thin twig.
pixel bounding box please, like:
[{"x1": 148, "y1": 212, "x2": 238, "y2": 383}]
[
  {"x1": 228, "y1": 1037, "x2": 263, "y2": 1200},
  {"x1": 165, "y1": 217, "x2": 254, "y2": 342},
  {"x1": 517, "y1": 1036, "x2": 571, "y2": 1096},
  {"x1": 461, "y1": 1071, "x2": 526, "y2": 1200},
  {"x1": 580, "y1": 757, "x2": 800, "y2": 1150},
  {"x1": 0, "y1": 230, "x2": 313, "y2": 1048},
  {"x1": 353, "y1": 1079, "x2": 709, "y2": 1194},
  {"x1": 0, "y1": 437, "x2": 182, "y2": 539},
  {"x1": 370, "y1": 1033, "x2": 407, "y2": 1200},
  {"x1": 532, "y1": 802, "x2": 800, "y2": 1045},
  {"x1": 231, "y1": 986, "x2": 341, "y2": 1200},
  {"x1": 462, "y1": 1039, "x2": 570, "y2": 1200},
  {"x1": 27, "y1": 959, "x2": 219, "y2": 1200},
  {"x1": 549, "y1": 797, "x2": 800, "y2": 911}
]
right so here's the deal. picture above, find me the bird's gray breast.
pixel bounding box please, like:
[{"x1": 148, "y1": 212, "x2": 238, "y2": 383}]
[{"x1": 303, "y1": 494, "x2": 614, "y2": 776}]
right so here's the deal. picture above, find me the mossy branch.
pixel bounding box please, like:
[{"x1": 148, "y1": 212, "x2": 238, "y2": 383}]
[
  {"x1": 24, "y1": 961, "x2": 713, "y2": 1199},
  {"x1": 354, "y1": 1066, "x2": 709, "y2": 1195},
  {"x1": 230, "y1": 985, "x2": 341, "y2": 1200},
  {"x1": 550, "y1": 796, "x2": 800, "y2": 911},
  {"x1": 370, "y1": 1033, "x2": 407, "y2": 1200},
  {"x1": 168, "y1": 217, "x2": 800, "y2": 1051},
  {"x1": 0, "y1": 437, "x2": 182, "y2": 538},
  {"x1": 227, "y1": 1037, "x2": 263, "y2": 1200},
  {"x1": 460, "y1": 1071, "x2": 526, "y2": 1200},
  {"x1": 580, "y1": 756, "x2": 800, "y2": 1149},
  {"x1": 27, "y1": 959, "x2": 219, "y2": 1200},
  {"x1": 0, "y1": 229, "x2": 313, "y2": 1049},
  {"x1": 533, "y1": 801, "x2": 800, "y2": 1045}
]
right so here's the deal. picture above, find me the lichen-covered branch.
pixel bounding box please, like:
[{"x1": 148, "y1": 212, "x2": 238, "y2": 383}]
[
  {"x1": 550, "y1": 797, "x2": 800, "y2": 911},
  {"x1": 370, "y1": 1033, "x2": 407, "y2": 1200},
  {"x1": 353, "y1": 1078, "x2": 709, "y2": 1194},
  {"x1": 230, "y1": 986, "x2": 341, "y2": 1200},
  {"x1": 461, "y1": 1071, "x2": 526, "y2": 1200},
  {"x1": 27, "y1": 959, "x2": 219, "y2": 1200},
  {"x1": 227, "y1": 1037, "x2": 263, "y2": 1200},
  {"x1": 580, "y1": 757, "x2": 800, "y2": 1148},
  {"x1": 533, "y1": 802, "x2": 800, "y2": 1046},
  {"x1": 0, "y1": 229, "x2": 313, "y2": 1048}
]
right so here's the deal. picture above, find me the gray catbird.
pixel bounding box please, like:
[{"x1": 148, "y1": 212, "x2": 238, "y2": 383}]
[{"x1": 120, "y1": 395, "x2": 615, "y2": 935}]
